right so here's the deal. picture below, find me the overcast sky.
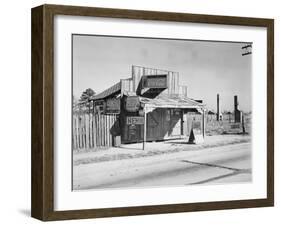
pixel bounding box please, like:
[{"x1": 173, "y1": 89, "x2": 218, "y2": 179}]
[{"x1": 73, "y1": 35, "x2": 252, "y2": 112}]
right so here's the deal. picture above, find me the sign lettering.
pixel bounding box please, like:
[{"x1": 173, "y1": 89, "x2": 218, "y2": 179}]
[{"x1": 126, "y1": 116, "x2": 144, "y2": 125}]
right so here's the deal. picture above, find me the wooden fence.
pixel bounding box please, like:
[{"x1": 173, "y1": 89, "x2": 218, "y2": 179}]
[{"x1": 72, "y1": 113, "x2": 118, "y2": 150}]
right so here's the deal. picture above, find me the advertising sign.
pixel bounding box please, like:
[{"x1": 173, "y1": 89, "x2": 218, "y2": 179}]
[
  {"x1": 143, "y1": 75, "x2": 167, "y2": 88},
  {"x1": 105, "y1": 98, "x2": 120, "y2": 114},
  {"x1": 125, "y1": 96, "x2": 140, "y2": 112},
  {"x1": 126, "y1": 116, "x2": 144, "y2": 125},
  {"x1": 230, "y1": 123, "x2": 242, "y2": 129}
]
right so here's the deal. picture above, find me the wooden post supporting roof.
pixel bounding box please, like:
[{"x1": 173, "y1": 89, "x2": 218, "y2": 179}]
[
  {"x1": 143, "y1": 107, "x2": 147, "y2": 150},
  {"x1": 202, "y1": 109, "x2": 206, "y2": 138}
]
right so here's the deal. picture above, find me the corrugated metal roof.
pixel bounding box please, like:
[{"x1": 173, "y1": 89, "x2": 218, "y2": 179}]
[
  {"x1": 91, "y1": 82, "x2": 121, "y2": 100},
  {"x1": 139, "y1": 95, "x2": 205, "y2": 109}
]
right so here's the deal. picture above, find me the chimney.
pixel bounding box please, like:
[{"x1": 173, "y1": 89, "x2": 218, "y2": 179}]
[
  {"x1": 234, "y1": 95, "x2": 241, "y2": 123},
  {"x1": 217, "y1": 94, "x2": 219, "y2": 121},
  {"x1": 234, "y1": 95, "x2": 238, "y2": 112}
]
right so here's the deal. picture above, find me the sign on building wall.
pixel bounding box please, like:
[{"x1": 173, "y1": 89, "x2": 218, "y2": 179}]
[
  {"x1": 126, "y1": 116, "x2": 144, "y2": 125},
  {"x1": 125, "y1": 96, "x2": 140, "y2": 112},
  {"x1": 143, "y1": 75, "x2": 167, "y2": 88},
  {"x1": 94, "y1": 100, "x2": 104, "y2": 106},
  {"x1": 105, "y1": 98, "x2": 120, "y2": 114},
  {"x1": 230, "y1": 122, "x2": 242, "y2": 129}
]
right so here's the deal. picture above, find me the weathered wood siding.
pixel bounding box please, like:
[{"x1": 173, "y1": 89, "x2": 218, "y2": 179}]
[
  {"x1": 72, "y1": 113, "x2": 119, "y2": 151},
  {"x1": 146, "y1": 109, "x2": 182, "y2": 140},
  {"x1": 121, "y1": 108, "x2": 201, "y2": 143},
  {"x1": 131, "y1": 65, "x2": 187, "y2": 97},
  {"x1": 119, "y1": 66, "x2": 190, "y2": 143},
  {"x1": 121, "y1": 78, "x2": 134, "y2": 94}
]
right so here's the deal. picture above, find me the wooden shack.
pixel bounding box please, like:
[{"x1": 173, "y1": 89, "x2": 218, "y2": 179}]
[{"x1": 91, "y1": 65, "x2": 206, "y2": 148}]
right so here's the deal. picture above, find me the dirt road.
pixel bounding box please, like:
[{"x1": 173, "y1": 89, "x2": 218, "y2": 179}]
[{"x1": 73, "y1": 142, "x2": 251, "y2": 190}]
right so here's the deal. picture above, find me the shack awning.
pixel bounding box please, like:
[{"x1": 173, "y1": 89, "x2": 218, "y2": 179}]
[{"x1": 139, "y1": 95, "x2": 205, "y2": 111}]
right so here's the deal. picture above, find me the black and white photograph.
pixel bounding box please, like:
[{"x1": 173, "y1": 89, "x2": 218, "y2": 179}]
[{"x1": 72, "y1": 34, "x2": 252, "y2": 191}]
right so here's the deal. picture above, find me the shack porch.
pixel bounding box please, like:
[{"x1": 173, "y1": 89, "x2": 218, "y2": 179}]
[{"x1": 121, "y1": 95, "x2": 206, "y2": 149}]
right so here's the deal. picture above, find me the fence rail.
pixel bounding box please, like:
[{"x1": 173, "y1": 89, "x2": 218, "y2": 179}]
[{"x1": 72, "y1": 113, "x2": 118, "y2": 150}]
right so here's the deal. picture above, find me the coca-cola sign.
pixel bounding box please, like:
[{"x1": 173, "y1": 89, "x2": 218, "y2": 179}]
[{"x1": 125, "y1": 96, "x2": 140, "y2": 112}]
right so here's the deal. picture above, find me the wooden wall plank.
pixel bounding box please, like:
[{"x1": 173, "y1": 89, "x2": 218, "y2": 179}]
[
  {"x1": 72, "y1": 112, "x2": 118, "y2": 150},
  {"x1": 92, "y1": 113, "x2": 96, "y2": 148}
]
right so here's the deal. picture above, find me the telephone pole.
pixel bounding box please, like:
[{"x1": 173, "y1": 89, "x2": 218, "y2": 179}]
[{"x1": 242, "y1": 44, "x2": 252, "y2": 56}]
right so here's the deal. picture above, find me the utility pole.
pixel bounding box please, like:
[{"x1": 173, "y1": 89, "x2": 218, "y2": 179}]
[
  {"x1": 217, "y1": 94, "x2": 220, "y2": 121},
  {"x1": 242, "y1": 44, "x2": 252, "y2": 56}
]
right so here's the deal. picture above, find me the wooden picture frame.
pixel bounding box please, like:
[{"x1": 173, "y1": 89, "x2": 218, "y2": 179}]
[{"x1": 31, "y1": 4, "x2": 274, "y2": 221}]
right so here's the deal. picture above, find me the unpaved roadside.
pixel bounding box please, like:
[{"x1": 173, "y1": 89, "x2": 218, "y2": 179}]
[
  {"x1": 73, "y1": 142, "x2": 251, "y2": 190},
  {"x1": 73, "y1": 135, "x2": 251, "y2": 165}
]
